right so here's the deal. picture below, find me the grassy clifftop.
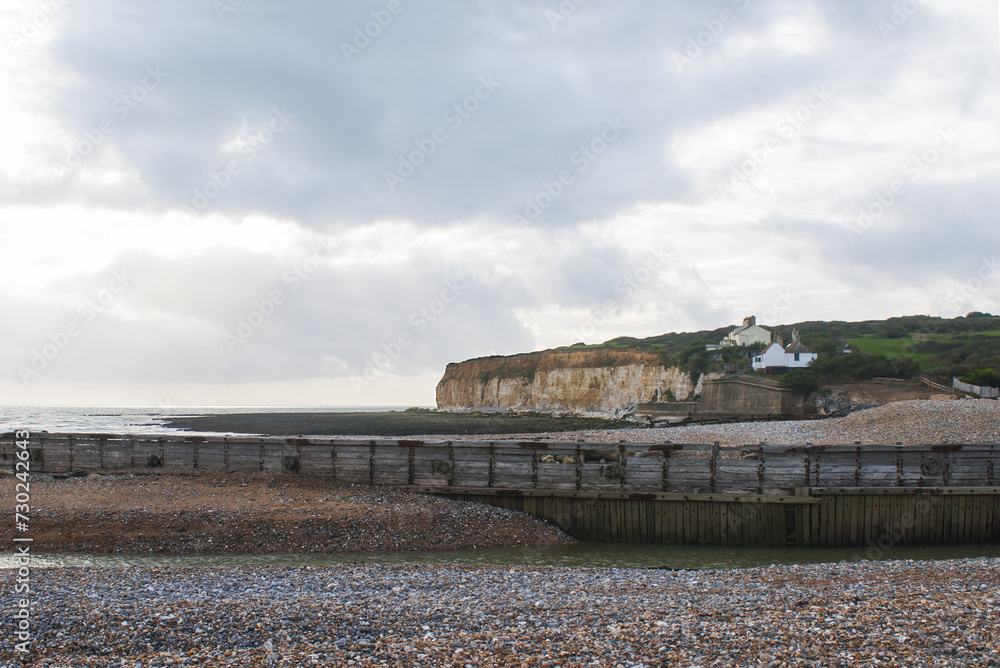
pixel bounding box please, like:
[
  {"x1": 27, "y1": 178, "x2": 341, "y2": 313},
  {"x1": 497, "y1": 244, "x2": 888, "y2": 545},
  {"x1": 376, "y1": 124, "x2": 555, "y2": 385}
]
[{"x1": 461, "y1": 314, "x2": 1000, "y2": 381}]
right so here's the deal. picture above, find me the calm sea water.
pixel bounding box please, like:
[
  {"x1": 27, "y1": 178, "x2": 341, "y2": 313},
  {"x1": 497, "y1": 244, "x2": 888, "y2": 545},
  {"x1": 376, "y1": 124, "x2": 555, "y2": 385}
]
[{"x1": 0, "y1": 406, "x2": 423, "y2": 436}]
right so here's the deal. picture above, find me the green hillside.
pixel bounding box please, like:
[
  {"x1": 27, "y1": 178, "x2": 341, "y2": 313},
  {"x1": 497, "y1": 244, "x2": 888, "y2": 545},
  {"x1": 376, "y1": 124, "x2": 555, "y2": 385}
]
[{"x1": 560, "y1": 313, "x2": 1000, "y2": 382}]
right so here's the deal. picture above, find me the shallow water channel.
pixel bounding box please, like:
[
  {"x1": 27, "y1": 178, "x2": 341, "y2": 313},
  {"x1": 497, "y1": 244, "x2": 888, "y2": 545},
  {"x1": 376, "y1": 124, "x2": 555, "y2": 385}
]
[{"x1": 4, "y1": 542, "x2": 1000, "y2": 570}]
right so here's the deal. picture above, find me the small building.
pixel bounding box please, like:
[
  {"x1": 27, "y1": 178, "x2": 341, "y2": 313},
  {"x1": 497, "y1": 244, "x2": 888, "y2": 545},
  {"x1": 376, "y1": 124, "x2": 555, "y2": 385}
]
[
  {"x1": 752, "y1": 330, "x2": 817, "y2": 373},
  {"x1": 720, "y1": 316, "x2": 771, "y2": 348},
  {"x1": 752, "y1": 340, "x2": 787, "y2": 372},
  {"x1": 784, "y1": 330, "x2": 817, "y2": 368}
]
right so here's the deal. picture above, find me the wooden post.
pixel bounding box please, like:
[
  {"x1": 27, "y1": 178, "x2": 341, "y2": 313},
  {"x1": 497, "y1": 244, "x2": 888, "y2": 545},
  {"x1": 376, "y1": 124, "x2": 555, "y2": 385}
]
[{"x1": 710, "y1": 441, "x2": 720, "y2": 492}]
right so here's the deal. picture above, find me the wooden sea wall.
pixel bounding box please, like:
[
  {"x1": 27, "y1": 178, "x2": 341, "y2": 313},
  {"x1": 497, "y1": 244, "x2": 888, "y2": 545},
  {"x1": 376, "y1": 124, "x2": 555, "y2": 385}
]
[
  {"x1": 443, "y1": 488, "x2": 1000, "y2": 549},
  {"x1": 2, "y1": 433, "x2": 998, "y2": 548}
]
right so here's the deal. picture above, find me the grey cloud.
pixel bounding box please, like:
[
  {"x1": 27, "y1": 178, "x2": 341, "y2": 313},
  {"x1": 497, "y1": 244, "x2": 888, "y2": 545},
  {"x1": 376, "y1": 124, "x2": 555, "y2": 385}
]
[
  {"x1": 29, "y1": 0, "x2": 912, "y2": 227},
  {"x1": 3, "y1": 0, "x2": 998, "y2": 403}
]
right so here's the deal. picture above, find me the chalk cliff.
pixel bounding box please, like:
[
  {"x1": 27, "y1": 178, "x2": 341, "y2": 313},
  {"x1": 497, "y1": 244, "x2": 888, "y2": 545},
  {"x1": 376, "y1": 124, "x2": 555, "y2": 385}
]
[{"x1": 435, "y1": 349, "x2": 715, "y2": 415}]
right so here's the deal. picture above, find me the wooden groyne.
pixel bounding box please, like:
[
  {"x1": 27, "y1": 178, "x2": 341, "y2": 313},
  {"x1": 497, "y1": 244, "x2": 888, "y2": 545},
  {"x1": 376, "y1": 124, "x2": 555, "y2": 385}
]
[{"x1": 2, "y1": 433, "x2": 998, "y2": 548}]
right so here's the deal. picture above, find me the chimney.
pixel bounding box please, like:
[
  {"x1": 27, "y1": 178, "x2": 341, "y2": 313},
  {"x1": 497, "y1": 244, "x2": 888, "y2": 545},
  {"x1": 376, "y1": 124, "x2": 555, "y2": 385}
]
[
  {"x1": 744, "y1": 315, "x2": 756, "y2": 327},
  {"x1": 776, "y1": 333, "x2": 784, "y2": 348}
]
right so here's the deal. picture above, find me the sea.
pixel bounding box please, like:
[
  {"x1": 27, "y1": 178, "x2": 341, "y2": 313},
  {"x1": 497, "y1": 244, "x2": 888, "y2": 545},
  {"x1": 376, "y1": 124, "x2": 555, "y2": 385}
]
[{"x1": 0, "y1": 406, "x2": 418, "y2": 437}]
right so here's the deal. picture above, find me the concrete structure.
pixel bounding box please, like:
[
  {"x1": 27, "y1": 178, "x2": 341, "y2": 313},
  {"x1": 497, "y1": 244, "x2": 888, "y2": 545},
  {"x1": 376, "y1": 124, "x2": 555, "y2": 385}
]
[
  {"x1": 635, "y1": 376, "x2": 805, "y2": 419},
  {"x1": 632, "y1": 401, "x2": 699, "y2": 420},
  {"x1": 720, "y1": 316, "x2": 771, "y2": 348},
  {"x1": 953, "y1": 377, "x2": 1000, "y2": 398},
  {"x1": 697, "y1": 376, "x2": 805, "y2": 416}
]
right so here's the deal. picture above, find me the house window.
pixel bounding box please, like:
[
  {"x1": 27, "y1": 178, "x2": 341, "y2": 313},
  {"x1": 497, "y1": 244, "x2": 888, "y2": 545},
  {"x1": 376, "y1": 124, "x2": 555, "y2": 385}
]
[{"x1": 794, "y1": 353, "x2": 800, "y2": 361}]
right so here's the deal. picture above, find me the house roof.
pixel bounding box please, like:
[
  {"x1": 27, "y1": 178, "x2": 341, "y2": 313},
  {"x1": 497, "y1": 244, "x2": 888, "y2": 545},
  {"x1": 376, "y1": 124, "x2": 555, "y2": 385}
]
[
  {"x1": 784, "y1": 332, "x2": 814, "y2": 354},
  {"x1": 728, "y1": 323, "x2": 770, "y2": 338},
  {"x1": 785, "y1": 341, "x2": 813, "y2": 353}
]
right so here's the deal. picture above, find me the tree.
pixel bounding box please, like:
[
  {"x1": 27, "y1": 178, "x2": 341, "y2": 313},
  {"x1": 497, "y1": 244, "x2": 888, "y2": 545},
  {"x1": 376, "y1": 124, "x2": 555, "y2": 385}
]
[
  {"x1": 780, "y1": 369, "x2": 819, "y2": 400},
  {"x1": 880, "y1": 324, "x2": 909, "y2": 339},
  {"x1": 801, "y1": 335, "x2": 838, "y2": 356}
]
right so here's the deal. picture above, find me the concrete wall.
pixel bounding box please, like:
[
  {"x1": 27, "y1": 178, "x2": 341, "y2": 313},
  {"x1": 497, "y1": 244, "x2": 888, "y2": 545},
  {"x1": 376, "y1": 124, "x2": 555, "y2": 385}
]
[
  {"x1": 697, "y1": 377, "x2": 803, "y2": 416},
  {"x1": 633, "y1": 402, "x2": 698, "y2": 419},
  {"x1": 953, "y1": 377, "x2": 1000, "y2": 398}
]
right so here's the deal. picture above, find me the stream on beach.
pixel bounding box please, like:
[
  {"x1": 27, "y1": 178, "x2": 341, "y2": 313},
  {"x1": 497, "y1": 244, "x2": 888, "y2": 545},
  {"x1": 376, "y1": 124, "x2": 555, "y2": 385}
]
[{"x1": 4, "y1": 542, "x2": 1000, "y2": 570}]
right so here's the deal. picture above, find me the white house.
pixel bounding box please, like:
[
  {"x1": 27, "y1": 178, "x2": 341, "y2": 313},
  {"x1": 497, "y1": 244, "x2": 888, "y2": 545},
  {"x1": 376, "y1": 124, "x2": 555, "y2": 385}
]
[
  {"x1": 784, "y1": 330, "x2": 818, "y2": 368},
  {"x1": 720, "y1": 316, "x2": 771, "y2": 348},
  {"x1": 752, "y1": 341, "x2": 787, "y2": 371},
  {"x1": 752, "y1": 330, "x2": 817, "y2": 372}
]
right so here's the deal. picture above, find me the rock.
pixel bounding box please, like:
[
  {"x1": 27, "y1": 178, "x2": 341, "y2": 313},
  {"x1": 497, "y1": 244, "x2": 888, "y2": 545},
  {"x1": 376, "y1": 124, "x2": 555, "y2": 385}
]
[{"x1": 436, "y1": 350, "x2": 719, "y2": 413}]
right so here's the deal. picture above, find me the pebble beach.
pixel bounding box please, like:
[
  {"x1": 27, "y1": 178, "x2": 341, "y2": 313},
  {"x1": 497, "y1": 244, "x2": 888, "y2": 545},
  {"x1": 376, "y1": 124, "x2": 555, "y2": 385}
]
[
  {"x1": 0, "y1": 473, "x2": 573, "y2": 555},
  {"x1": 2, "y1": 558, "x2": 998, "y2": 667},
  {"x1": 438, "y1": 399, "x2": 1000, "y2": 446}
]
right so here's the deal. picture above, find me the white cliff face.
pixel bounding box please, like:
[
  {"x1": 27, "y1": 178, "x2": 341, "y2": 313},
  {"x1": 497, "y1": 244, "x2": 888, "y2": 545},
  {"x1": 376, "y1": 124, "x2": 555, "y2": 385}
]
[{"x1": 436, "y1": 349, "x2": 719, "y2": 415}]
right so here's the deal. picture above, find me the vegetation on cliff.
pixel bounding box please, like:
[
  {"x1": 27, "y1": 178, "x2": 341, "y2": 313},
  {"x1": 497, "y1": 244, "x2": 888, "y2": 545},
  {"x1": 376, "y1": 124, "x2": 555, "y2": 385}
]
[
  {"x1": 556, "y1": 313, "x2": 1000, "y2": 381},
  {"x1": 438, "y1": 313, "x2": 1000, "y2": 411},
  {"x1": 478, "y1": 361, "x2": 536, "y2": 385}
]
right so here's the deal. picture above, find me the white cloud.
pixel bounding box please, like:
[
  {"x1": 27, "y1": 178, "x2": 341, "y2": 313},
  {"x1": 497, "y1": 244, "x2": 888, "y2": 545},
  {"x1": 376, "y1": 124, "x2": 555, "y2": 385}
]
[{"x1": 0, "y1": 0, "x2": 997, "y2": 406}]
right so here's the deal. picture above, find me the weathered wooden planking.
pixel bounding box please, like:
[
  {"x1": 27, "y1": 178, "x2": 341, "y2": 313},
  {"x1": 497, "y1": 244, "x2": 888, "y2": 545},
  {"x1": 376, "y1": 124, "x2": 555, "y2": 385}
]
[{"x1": 3, "y1": 435, "x2": 1000, "y2": 507}]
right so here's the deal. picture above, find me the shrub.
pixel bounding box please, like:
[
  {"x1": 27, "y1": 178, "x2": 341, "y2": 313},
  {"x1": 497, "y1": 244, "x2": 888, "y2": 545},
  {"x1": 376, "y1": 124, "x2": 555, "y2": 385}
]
[
  {"x1": 478, "y1": 363, "x2": 536, "y2": 384},
  {"x1": 810, "y1": 351, "x2": 917, "y2": 381},
  {"x1": 880, "y1": 325, "x2": 909, "y2": 339},
  {"x1": 890, "y1": 356, "x2": 920, "y2": 379},
  {"x1": 959, "y1": 368, "x2": 1000, "y2": 388},
  {"x1": 801, "y1": 335, "x2": 838, "y2": 355},
  {"x1": 779, "y1": 369, "x2": 819, "y2": 400}
]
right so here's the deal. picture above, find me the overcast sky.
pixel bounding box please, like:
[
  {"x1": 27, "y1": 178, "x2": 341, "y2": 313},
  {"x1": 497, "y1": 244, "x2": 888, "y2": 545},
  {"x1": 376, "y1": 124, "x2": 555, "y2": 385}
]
[{"x1": 1, "y1": 0, "x2": 998, "y2": 407}]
